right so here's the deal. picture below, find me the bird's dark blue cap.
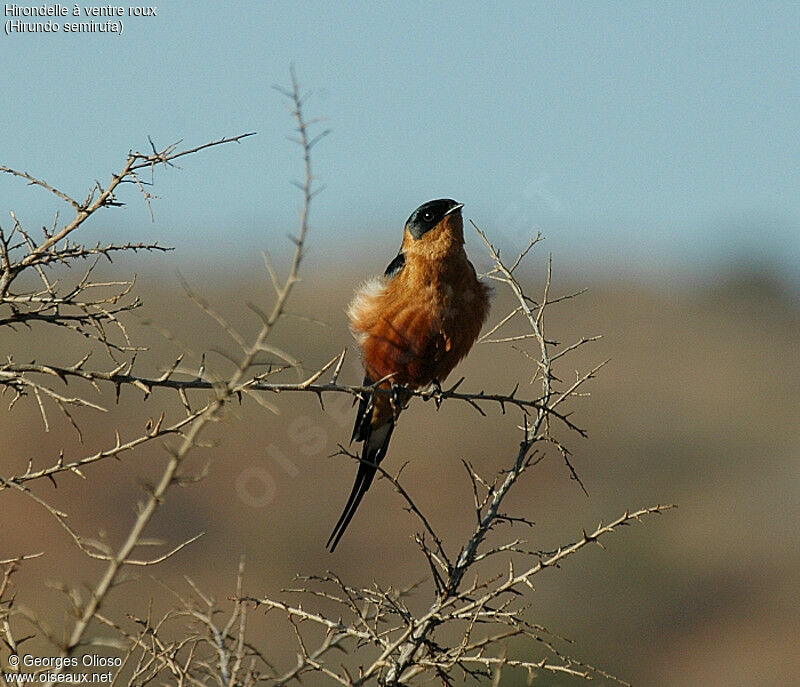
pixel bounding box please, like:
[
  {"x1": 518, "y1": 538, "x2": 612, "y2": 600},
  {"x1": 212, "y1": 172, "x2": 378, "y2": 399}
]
[{"x1": 406, "y1": 199, "x2": 463, "y2": 239}]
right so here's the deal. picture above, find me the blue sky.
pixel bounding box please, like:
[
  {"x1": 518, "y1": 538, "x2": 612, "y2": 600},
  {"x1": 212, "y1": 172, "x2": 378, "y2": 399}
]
[{"x1": 3, "y1": 2, "x2": 799, "y2": 283}]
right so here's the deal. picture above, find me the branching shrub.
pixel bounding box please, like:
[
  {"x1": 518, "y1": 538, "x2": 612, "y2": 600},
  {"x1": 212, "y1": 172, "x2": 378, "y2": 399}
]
[{"x1": 0, "y1": 72, "x2": 671, "y2": 687}]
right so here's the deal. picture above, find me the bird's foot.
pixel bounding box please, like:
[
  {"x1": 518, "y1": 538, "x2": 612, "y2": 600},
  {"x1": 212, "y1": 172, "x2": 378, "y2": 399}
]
[
  {"x1": 422, "y1": 379, "x2": 443, "y2": 409},
  {"x1": 389, "y1": 382, "x2": 410, "y2": 416}
]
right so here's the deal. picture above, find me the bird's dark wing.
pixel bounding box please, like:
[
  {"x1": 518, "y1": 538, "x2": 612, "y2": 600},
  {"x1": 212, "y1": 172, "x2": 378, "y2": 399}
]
[
  {"x1": 384, "y1": 252, "x2": 406, "y2": 278},
  {"x1": 328, "y1": 388, "x2": 395, "y2": 552}
]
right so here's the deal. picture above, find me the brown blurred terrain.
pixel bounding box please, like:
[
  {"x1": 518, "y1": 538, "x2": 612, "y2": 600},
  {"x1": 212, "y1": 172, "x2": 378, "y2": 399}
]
[{"x1": 1, "y1": 255, "x2": 799, "y2": 686}]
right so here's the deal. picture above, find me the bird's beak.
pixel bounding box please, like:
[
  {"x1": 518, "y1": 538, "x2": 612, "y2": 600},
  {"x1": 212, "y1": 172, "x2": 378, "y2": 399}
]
[{"x1": 445, "y1": 202, "x2": 464, "y2": 216}]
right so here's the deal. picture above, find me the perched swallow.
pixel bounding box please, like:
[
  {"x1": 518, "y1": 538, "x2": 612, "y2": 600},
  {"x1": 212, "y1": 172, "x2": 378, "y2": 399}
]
[{"x1": 327, "y1": 199, "x2": 491, "y2": 551}]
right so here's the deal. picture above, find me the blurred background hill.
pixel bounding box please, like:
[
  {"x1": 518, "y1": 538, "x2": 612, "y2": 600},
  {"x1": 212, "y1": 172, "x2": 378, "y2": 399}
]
[{"x1": 2, "y1": 248, "x2": 798, "y2": 685}]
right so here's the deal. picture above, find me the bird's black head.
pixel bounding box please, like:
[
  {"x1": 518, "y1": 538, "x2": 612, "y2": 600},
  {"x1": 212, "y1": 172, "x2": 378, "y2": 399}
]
[{"x1": 405, "y1": 199, "x2": 463, "y2": 240}]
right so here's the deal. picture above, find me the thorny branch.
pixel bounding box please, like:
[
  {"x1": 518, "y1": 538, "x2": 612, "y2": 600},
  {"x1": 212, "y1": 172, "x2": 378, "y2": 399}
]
[
  {"x1": 0, "y1": 129, "x2": 253, "y2": 430},
  {"x1": 1, "y1": 81, "x2": 260, "y2": 683}
]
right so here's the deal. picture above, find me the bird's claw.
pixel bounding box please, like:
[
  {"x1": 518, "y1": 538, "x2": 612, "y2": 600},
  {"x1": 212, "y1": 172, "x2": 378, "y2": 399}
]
[
  {"x1": 422, "y1": 379, "x2": 443, "y2": 409},
  {"x1": 389, "y1": 382, "x2": 410, "y2": 417}
]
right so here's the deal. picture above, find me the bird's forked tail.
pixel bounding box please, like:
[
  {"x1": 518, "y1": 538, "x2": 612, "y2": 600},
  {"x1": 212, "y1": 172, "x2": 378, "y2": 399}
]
[{"x1": 326, "y1": 379, "x2": 398, "y2": 552}]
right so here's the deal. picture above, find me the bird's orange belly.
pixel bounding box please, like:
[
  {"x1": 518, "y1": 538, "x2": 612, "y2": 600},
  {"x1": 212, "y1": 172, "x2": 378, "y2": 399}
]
[{"x1": 360, "y1": 296, "x2": 478, "y2": 388}]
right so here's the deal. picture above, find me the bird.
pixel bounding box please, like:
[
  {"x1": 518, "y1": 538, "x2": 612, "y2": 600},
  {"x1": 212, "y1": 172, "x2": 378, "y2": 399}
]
[{"x1": 326, "y1": 198, "x2": 491, "y2": 551}]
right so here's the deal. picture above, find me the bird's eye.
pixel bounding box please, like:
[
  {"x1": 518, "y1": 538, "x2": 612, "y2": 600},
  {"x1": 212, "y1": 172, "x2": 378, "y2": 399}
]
[{"x1": 422, "y1": 211, "x2": 434, "y2": 222}]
